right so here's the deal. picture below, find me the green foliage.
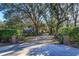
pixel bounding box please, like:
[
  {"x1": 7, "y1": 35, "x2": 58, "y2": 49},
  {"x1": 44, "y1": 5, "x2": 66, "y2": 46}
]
[
  {"x1": 58, "y1": 27, "x2": 79, "y2": 44},
  {"x1": 16, "y1": 29, "x2": 21, "y2": 36},
  {"x1": 18, "y1": 36, "x2": 29, "y2": 42},
  {"x1": 58, "y1": 27, "x2": 72, "y2": 43},
  {"x1": 57, "y1": 34, "x2": 64, "y2": 44},
  {"x1": 59, "y1": 27, "x2": 72, "y2": 35},
  {"x1": 69, "y1": 27, "x2": 79, "y2": 42},
  {"x1": 0, "y1": 29, "x2": 21, "y2": 42},
  {"x1": 28, "y1": 25, "x2": 32, "y2": 28}
]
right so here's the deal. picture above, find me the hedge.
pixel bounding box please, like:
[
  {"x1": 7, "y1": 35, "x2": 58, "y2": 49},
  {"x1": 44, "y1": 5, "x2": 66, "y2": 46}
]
[
  {"x1": 69, "y1": 27, "x2": 79, "y2": 42},
  {"x1": 0, "y1": 29, "x2": 21, "y2": 43},
  {"x1": 58, "y1": 27, "x2": 79, "y2": 44}
]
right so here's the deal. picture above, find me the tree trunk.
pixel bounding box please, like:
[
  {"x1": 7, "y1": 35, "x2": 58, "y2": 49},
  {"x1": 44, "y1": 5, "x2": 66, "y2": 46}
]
[
  {"x1": 34, "y1": 24, "x2": 39, "y2": 35},
  {"x1": 66, "y1": 20, "x2": 69, "y2": 27},
  {"x1": 54, "y1": 23, "x2": 59, "y2": 39},
  {"x1": 56, "y1": 22, "x2": 59, "y2": 34},
  {"x1": 35, "y1": 27, "x2": 39, "y2": 35},
  {"x1": 74, "y1": 19, "x2": 77, "y2": 26},
  {"x1": 49, "y1": 27, "x2": 53, "y2": 35}
]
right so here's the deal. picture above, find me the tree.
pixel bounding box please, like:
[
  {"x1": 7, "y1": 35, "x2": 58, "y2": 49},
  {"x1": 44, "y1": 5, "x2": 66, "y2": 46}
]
[
  {"x1": 70, "y1": 4, "x2": 79, "y2": 26},
  {"x1": 0, "y1": 3, "x2": 48, "y2": 35}
]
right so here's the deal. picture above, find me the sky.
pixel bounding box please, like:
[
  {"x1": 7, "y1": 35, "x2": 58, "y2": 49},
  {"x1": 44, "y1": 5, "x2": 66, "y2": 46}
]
[{"x1": 0, "y1": 12, "x2": 5, "y2": 22}]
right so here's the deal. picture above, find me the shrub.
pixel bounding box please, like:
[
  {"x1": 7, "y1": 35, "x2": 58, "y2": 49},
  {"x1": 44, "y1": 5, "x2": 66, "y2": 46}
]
[
  {"x1": 57, "y1": 34, "x2": 64, "y2": 44},
  {"x1": 0, "y1": 29, "x2": 21, "y2": 43},
  {"x1": 58, "y1": 27, "x2": 72, "y2": 44},
  {"x1": 59, "y1": 27, "x2": 72, "y2": 35},
  {"x1": 59, "y1": 27, "x2": 79, "y2": 45},
  {"x1": 18, "y1": 35, "x2": 27, "y2": 42},
  {"x1": 69, "y1": 27, "x2": 79, "y2": 42}
]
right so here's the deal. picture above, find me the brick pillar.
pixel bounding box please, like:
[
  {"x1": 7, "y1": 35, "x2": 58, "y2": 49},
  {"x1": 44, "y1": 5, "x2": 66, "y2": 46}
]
[
  {"x1": 63, "y1": 35, "x2": 70, "y2": 45},
  {"x1": 11, "y1": 35, "x2": 17, "y2": 44}
]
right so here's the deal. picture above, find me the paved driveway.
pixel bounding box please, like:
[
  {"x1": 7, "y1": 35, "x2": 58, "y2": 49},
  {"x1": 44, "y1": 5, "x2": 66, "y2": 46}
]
[
  {"x1": 28, "y1": 44, "x2": 79, "y2": 56},
  {"x1": 0, "y1": 43, "x2": 46, "y2": 56},
  {"x1": 0, "y1": 43, "x2": 79, "y2": 56},
  {"x1": 0, "y1": 36, "x2": 79, "y2": 56}
]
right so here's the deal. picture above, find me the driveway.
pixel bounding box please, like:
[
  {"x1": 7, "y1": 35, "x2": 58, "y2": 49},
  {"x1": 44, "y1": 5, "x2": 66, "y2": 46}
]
[
  {"x1": 0, "y1": 36, "x2": 79, "y2": 56},
  {"x1": 0, "y1": 43, "x2": 79, "y2": 56},
  {"x1": 0, "y1": 43, "x2": 46, "y2": 56},
  {"x1": 28, "y1": 44, "x2": 79, "y2": 56}
]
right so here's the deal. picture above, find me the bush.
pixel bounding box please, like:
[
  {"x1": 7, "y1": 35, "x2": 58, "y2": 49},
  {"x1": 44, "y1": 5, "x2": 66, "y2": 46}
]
[
  {"x1": 59, "y1": 27, "x2": 79, "y2": 45},
  {"x1": 58, "y1": 27, "x2": 72, "y2": 44},
  {"x1": 69, "y1": 27, "x2": 79, "y2": 42},
  {"x1": 18, "y1": 36, "x2": 28, "y2": 42},
  {"x1": 59, "y1": 27, "x2": 72, "y2": 35},
  {"x1": 0, "y1": 29, "x2": 21, "y2": 43},
  {"x1": 56, "y1": 34, "x2": 63, "y2": 44}
]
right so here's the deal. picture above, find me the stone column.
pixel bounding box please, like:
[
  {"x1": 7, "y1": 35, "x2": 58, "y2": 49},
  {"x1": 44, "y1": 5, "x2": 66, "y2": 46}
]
[
  {"x1": 11, "y1": 35, "x2": 17, "y2": 44},
  {"x1": 63, "y1": 35, "x2": 70, "y2": 45}
]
